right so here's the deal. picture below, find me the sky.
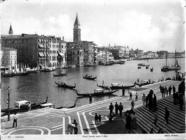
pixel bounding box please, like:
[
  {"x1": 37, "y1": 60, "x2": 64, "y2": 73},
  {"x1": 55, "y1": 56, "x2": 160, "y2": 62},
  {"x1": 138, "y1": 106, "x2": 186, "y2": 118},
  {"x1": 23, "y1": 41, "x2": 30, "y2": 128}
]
[{"x1": 0, "y1": 0, "x2": 185, "y2": 52}]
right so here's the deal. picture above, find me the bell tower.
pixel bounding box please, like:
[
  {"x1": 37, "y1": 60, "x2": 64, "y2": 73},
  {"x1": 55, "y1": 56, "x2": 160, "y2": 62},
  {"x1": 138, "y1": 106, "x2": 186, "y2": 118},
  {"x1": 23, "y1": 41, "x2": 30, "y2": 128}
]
[
  {"x1": 9, "y1": 24, "x2": 13, "y2": 35},
  {"x1": 73, "y1": 14, "x2": 81, "y2": 42}
]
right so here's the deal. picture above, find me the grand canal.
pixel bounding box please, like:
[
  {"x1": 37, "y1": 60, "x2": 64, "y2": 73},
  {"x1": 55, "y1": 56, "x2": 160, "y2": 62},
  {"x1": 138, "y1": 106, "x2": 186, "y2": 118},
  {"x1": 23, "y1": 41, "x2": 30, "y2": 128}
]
[{"x1": 1, "y1": 58, "x2": 185, "y2": 109}]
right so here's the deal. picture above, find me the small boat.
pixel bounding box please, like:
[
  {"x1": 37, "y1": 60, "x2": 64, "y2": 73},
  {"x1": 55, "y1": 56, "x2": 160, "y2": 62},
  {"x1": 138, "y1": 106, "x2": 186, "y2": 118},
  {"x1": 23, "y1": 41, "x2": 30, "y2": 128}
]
[
  {"x1": 110, "y1": 83, "x2": 123, "y2": 89},
  {"x1": 55, "y1": 81, "x2": 76, "y2": 89},
  {"x1": 134, "y1": 80, "x2": 154, "y2": 87},
  {"x1": 138, "y1": 63, "x2": 146, "y2": 67},
  {"x1": 1, "y1": 72, "x2": 14, "y2": 77},
  {"x1": 83, "y1": 74, "x2": 97, "y2": 80},
  {"x1": 97, "y1": 83, "x2": 111, "y2": 90},
  {"x1": 53, "y1": 72, "x2": 67, "y2": 77},
  {"x1": 13, "y1": 71, "x2": 29, "y2": 76},
  {"x1": 75, "y1": 88, "x2": 118, "y2": 97}
]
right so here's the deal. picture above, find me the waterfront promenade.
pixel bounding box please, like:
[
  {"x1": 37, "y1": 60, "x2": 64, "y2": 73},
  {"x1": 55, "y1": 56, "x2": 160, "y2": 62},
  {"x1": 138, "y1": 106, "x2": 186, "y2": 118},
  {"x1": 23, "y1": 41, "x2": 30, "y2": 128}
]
[{"x1": 1, "y1": 80, "x2": 182, "y2": 135}]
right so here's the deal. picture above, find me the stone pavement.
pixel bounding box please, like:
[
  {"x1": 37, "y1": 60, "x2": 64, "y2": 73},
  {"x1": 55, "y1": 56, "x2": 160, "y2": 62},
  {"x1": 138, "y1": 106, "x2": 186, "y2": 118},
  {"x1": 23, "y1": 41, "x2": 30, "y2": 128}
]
[{"x1": 1, "y1": 80, "x2": 181, "y2": 135}]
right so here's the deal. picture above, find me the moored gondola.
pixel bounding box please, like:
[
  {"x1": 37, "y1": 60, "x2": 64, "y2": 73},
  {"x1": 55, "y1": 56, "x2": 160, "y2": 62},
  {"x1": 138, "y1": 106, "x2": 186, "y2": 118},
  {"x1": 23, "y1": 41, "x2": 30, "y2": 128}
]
[
  {"x1": 53, "y1": 72, "x2": 67, "y2": 77},
  {"x1": 83, "y1": 74, "x2": 97, "y2": 80},
  {"x1": 55, "y1": 81, "x2": 76, "y2": 89},
  {"x1": 75, "y1": 88, "x2": 118, "y2": 97}
]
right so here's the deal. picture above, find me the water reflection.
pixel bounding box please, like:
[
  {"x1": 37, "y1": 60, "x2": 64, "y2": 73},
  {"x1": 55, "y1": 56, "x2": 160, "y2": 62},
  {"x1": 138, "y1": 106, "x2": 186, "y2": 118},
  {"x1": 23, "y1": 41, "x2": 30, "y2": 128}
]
[{"x1": 1, "y1": 58, "x2": 185, "y2": 109}]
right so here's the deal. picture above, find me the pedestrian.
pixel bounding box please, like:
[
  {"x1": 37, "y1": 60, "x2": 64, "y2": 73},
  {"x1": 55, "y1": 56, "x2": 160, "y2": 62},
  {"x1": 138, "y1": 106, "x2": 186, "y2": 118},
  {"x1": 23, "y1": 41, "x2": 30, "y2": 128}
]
[
  {"x1": 168, "y1": 86, "x2": 172, "y2": 96},
  {"x1": 98, "y1": 114, "x2": 102, "y2": 123},
  {"x1": 164, "y1": 87, "x2": 168, "y2": 97},
  {"x1": 135, "y1": 92, "x2": 138, "y2": 101},
  {"x1": 125, "y1": 111, "x2": 131, "y2": 131},
  {"x1": 118, "y1": 102, "x2": 123, "y2": 117},
  {"x1": 115, "y1": 102, "x2": 119, "y2": 115},
  {"x1": 12, "y1": 113, "x2": 17, "y2": 128},
  {"x1": 179, "y1": 94, "x2": 184, "y2": 110},
  {"x1": 142, "y1": 94, "x2": 146, "y2": 105},
  {"x1": 95, "y1": 113, "x2": 98, "y2": 123},
  {"x1": 109, "y1": 103, "x2": 114, "y2": 116},
  {"x1": 131, "y1": 100, "x2": 135, "y2": 110},
  {"x1": 129, "y1": 92, "x2": 132, "y2": 100},
  {"x1": 173, "y1": 86, "x2": 176, "y2": 94},
  {"x1": 145, "y1": 95, "x2": 149, "y2": 107},
  {"x1": 89, "y1": 95, "x2": 92, "y2": 104},
  {"x1": 74, "y1": 126, "x2": 78, "y2": 134},
  {"x1": 73, "y1": 119, "x2": 78, "y2": 127},
  {"x1": 164, "y1": 107, "x2": 170, "y2": 124},
  {"x1": 153, "y1": 94, "x2": 157, "y2": 111}
]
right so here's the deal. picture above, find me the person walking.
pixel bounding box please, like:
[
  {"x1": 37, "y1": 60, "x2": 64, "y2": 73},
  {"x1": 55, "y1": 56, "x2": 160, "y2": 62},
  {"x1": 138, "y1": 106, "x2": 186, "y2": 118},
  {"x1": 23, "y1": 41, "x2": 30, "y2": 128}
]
[
  {"x1": 129, "y1": 92, "x2": 132, "y2": 100},
  {"x1": 164, "y1": 87, "x2": 168, "y2": 97},
  {"x1": 142, "y1": 94, "x2": 146, "y2": 105},
  {"x1": 153, "y1": 94, "x2": 157, "y2": 111},
  {"x1": 72, "y1": 119, "x2": 78, "y2": 134},
  {"x1": 118, "y1": 102, "x2": 123, "y2": 117},
  {"x1": 131, "y1": 100, "x2": 135, "y2": 110},
  {"x1": 115, "y1": 102, "x2": 119, "y2": 115},
  {"x1": 109, "y1": 103, "x2": 114, "y2": 116},
  {"x1": 12, "y1": 113, "x2": 17, "y2": 128},
  {"x1": 95, "y1": 113, "x2": 98, "y2": 124},
  {"x1": 168, "y1": 86, "x2": 172, "y2": 96},
  {"x1": 89, "y1": 95, "x2": 92, "y2": 104},
  {"x1": 173, "y1": 86, "x2": 176, "y2": 94},
  {"x1": 98, "y1": 114, "x2": 102, "y2": 123},
  {"x1": 135, "y1": 92, "x2": 138, "y2": 101},
  {"x1": 165, "y1": 107, "x2": 170, "y2": 124}
]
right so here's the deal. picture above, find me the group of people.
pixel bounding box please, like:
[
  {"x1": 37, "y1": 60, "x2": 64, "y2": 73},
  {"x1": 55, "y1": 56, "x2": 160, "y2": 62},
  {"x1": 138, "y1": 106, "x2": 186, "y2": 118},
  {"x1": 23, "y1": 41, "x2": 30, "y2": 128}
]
[
  {"x1": 109, "y1": 102, "x2": 124, "y2": 121},
  {"x1": 125, "y1": 109, "x2": 137, "y2": 132},
  {"x1": 159, "y1": 85, "x2": 175, "y2": 98},
  {"x1": 145, "y1": 90, "x2": 157, "y2": 111},
  {"x1": 174, "y1": 80, "x2": 185, "y2": 110},
  {"x1": 67, "y1": 119, "x2": 78, "y2": 134},
  {"x1": 94, "y1": 113, "x2": 102, "y2": 124}
]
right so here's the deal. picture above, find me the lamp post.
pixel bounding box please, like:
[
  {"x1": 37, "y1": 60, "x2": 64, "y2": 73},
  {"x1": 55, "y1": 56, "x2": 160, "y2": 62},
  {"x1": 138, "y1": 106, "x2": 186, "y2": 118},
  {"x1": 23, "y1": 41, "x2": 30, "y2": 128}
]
[{"x1": 7, "y1": 86, "x2": 10, "y2": 121}]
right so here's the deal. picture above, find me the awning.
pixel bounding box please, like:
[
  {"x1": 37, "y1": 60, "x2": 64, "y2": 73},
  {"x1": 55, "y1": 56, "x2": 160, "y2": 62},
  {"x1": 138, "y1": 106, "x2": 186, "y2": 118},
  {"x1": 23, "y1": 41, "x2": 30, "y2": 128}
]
[
  {"x1": 38, "y1": 43, "x2": 44, "y2": 48},
  {"x1": 38, "y1": 52, "x2": 44, "y2": 57},
  {"x1": 57, "y1": 51, "x2": 64, "y2": 57}
]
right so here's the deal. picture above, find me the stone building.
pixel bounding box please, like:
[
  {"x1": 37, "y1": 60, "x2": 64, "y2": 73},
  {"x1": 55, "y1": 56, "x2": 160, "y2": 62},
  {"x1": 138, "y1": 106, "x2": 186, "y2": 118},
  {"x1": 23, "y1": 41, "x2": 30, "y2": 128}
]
[
  {"x1": 1, "y1": 32, "x2": 66, "y2": 68},
  {"x1": 66, "y1": 14, "x2": 96, "y2": 67},
  {"x1": 1, "y1": 47, "x2": 17, "y2": 70}
]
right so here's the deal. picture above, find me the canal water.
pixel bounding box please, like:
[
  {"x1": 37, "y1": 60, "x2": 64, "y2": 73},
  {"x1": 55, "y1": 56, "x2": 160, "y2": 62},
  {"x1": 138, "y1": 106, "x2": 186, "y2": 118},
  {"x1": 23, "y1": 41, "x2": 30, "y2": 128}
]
[{"x1": 1, "y1": 58, "x2": 185, "y2": 109}]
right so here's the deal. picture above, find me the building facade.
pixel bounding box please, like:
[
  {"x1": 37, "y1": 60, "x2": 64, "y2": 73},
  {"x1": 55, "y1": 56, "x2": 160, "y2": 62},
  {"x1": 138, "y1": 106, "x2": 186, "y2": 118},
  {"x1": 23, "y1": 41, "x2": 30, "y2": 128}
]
[
  {"x1": 1, "y1": 47, "x2": 17, "y2": 70},
  {"x1": 67, "y1": 14, "x2": 96, "y2": 67},
  {"x1": 1, "y1": 34, "x2": 66, "y2": 68}
]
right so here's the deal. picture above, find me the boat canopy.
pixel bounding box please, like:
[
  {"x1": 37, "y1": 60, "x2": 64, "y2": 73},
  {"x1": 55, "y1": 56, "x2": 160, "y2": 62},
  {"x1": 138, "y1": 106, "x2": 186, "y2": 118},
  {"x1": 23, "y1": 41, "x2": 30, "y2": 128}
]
[
  {"x1": 15, "y1": 100, "x2": 31, "y2": 108},
  {"x1": 94, "y1": 88, "x2": 104, "y2": 92}
]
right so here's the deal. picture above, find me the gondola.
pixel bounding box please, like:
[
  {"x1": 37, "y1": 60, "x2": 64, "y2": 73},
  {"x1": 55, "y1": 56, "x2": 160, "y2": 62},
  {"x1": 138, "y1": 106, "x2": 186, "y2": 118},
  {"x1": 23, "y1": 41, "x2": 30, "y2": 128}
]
[
  {"x1": 55, "y1": 81, "x2": 76, "y2": 89},
  {"x1": 53, "y1": 72, "x2": 67, "y2": 77},
  {"x1": 134, "y1": 80, "x2": 154, "y2": 87},
  {"x1": 1, "y1": 73, "x2": 14, "y2": 77},
  {"x1": 13, "y1": 71, "x2": 29, "y2": 76},
  {"x1": 110, "y1": 83, "x2": 135, "y2": 89},
  {"x1": 75, "y1": 89, "x2": 118, "y2": 97},
  {"x1": 83, "y1": 74, "x2": 97, "y2": 80},
  {"x1": 97, "y1": 83, "x2": 111, "y2": 90}
]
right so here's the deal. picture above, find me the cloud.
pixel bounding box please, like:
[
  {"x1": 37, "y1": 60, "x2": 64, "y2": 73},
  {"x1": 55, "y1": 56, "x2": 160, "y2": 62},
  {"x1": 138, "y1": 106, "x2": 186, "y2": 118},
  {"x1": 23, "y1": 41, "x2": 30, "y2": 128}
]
[{"x1": 1, "y1": 0, "x2": 184, "y2": 51}]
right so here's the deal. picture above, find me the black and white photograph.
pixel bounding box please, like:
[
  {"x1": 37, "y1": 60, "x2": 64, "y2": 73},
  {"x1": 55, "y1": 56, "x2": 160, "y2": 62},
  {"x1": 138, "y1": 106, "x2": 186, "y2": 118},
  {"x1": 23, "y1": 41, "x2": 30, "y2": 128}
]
[{"x1": 0, "y1": 0, "x2": 185, "y2": 139}]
